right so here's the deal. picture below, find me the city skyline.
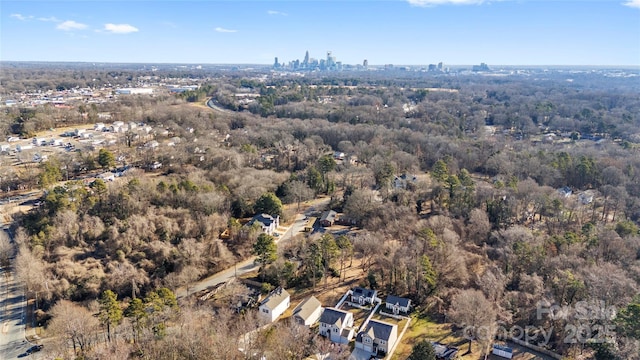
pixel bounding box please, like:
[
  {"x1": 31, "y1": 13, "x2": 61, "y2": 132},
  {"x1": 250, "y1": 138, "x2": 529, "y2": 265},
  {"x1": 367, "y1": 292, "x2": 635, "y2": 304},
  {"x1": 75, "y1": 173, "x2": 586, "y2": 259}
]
[{"x1": 1, "y1": 1, "x2": 639, "y2": 66}]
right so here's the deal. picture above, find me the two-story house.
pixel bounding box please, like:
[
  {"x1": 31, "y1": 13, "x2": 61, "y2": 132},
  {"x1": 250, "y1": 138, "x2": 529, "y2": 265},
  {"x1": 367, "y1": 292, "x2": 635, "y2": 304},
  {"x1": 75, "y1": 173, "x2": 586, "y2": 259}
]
[
  {"x1": 249, "y1": 213, "x2": 280, "y2": 235},
  {"x1": 385, "y1": 295, "x2": 411, "y2": 315},
  {"x1": 355, "y1": 319, "x2": 398, "y2": 356},
  {"x1": 293, "y1": 296, "x2": 323, "y2": 327},
  {"x1": 318, "y1": 307, "x2": 354, "y2": 344},
  {"x1": 351, "y1": 287, "x2": 378, "y2": 306},
  {"x1": 258, "y1": 287, "x2": 290, "y2": 323}
]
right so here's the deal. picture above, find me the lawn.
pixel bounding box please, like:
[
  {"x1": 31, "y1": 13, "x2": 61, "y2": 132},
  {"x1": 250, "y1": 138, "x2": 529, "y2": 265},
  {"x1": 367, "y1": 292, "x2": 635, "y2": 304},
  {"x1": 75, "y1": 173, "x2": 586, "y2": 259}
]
[
  {"x1": 340, "y1": 304, "x2": 371, "y2": 330},
  {"x1": 390, "y1": 312, "x2": 482, "y2": 360},
  {"x1": 370, "y1": 312, "x2": 409, "y2": 335}
]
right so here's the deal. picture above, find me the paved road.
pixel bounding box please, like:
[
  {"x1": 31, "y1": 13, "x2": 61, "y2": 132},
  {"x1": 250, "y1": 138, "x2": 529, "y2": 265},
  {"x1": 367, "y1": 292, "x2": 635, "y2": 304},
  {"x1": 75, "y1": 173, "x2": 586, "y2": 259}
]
[
  {"x1": 206, "y1": 98, "x2": 232, "y2": 114},
  {"x1": 177, "y1": 213, "x2": 309, "y2": 299},
  {"x1": 0, "y1": 237, "x2": 43, "y2": 360}
]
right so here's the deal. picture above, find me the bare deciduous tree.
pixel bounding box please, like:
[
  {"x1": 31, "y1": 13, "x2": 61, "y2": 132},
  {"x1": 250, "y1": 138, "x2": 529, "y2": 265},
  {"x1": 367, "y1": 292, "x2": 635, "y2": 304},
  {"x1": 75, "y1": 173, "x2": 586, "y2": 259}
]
[
  {"x1": 47, "y1": 300, "x2": 99, "y2": 358},
  {"x1": 449, "y1": 289, "x2": 497, "y2": 357},
  {"x1": 0, "y1": 231, "x2": 12, "y2": 270}
]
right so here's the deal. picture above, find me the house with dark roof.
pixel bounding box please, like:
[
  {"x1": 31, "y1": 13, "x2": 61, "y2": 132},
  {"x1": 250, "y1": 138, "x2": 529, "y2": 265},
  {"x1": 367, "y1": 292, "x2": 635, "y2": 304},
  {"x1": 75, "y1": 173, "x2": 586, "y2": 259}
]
[
  {"x1": 393, "y1": 174, "x2": 417, "y2": 189},
  {"x1": 385, "y1": 295, "x2": 411, "y2": 314},
  {"x1": 258, "y1": 287, "x2": 290, "y2": 322},
  {"x1": 355, "y1": 319, "x2": 398, "y2": 356},
  {"x1": 318, "y1": 307, "x2": 354, "y2": 344},
  {"x1": 293, "y1": 296, "x2": 323, "y2": 327},
  {"x1": 492, "y1": 344, "x2": 513, "y2": 359},
  {"x1": 249, "y1": 213, "x2": 280, "y2": 235},
  {"x1": 318, "y1": 210, "x2": 337, "y2": 227},
  {"x1": 351, "y1": 287, "x2": 378, "y2": 305},
  {"x1": 558, "y1": 186, "x2": 572, "y2": 198}
]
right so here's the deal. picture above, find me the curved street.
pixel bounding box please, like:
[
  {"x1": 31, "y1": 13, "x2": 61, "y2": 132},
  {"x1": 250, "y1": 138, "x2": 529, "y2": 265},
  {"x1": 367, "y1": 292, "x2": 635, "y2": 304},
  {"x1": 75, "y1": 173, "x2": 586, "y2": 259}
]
[
  {"x1": 176, "y1": 212, "x2": 309, "y2": 299},
  {"x1": 177, "y1": 197, "x2": 330, "y2": 299}
]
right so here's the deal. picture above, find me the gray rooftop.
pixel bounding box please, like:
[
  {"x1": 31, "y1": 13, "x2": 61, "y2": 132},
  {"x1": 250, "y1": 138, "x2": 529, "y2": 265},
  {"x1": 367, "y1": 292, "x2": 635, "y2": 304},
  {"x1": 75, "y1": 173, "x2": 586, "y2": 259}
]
[
  {"x1": 319, "y1": 307, "x2": 350, "y2": 327},
  {"x1": 352, "y1": 287, "x2": 377, "y2": 298},
  {"x1": 358, "y1": 319, "x2": 397, "y2": 342},
  {"x1": 386, "y1": 295, "x2": 411, "y2": 308},
  {"x1": 293, "y1": 296, "x2": 322, "y2": 321},
  {"x1": 251, "y1": 213, "x2": 277, "y2": 227},
  {"x1": 320, "y1": 210, "x2": 337, "y2": 222},
  {"x1": 260, "y1": 287, "x2": 290, "y2": 311}
]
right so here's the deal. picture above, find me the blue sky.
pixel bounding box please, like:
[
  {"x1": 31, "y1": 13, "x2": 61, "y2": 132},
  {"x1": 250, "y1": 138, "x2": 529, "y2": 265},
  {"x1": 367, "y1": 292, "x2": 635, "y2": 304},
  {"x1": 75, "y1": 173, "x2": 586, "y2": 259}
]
[{"x1": 2, "y1": 0, "x2": 639, "y2": 66}]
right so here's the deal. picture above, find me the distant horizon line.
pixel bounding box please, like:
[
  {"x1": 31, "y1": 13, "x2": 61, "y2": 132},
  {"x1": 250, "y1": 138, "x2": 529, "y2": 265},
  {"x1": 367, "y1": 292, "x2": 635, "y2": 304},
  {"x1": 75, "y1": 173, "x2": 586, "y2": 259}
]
[{"x1": 2, "y1": 60, "x2": 639, "y2": 69}]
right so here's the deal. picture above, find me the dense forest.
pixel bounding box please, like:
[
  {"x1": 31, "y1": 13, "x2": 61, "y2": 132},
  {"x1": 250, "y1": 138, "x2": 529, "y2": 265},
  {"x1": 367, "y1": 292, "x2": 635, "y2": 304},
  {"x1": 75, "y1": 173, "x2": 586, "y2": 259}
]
[{"x1": 1, "y1": 64, "x2": 639, "y2": 360}]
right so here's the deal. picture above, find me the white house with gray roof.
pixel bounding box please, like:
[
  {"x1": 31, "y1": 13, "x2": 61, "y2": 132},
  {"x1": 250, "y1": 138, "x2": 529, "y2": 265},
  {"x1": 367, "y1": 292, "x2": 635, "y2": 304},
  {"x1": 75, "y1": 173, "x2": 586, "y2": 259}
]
[
  {"x1": 319, "y1": 307, "x2": 354, "y2": 344},
  {"x1": 355, "y1": 319, "x2": 398, "y2": 356},
  {"x1": 258, "y1": 287, "x2": 290, "y2": 322},
  {"x1": 292, "y1": 296, "x2": 323, "y2": 327},
  {"x1": 385, "y1": 295, "x2": 411, "y2": 314},
  {"x1": 351, "y1": 287, "x2": 378, "y2": 305},
  {"x1": 249, "y1": 213, "x2": 280, "y2": 235}
]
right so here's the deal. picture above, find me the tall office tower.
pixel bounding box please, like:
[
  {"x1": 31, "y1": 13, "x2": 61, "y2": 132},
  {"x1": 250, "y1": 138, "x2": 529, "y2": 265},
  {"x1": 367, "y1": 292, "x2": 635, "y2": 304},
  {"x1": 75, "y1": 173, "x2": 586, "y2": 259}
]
[
  {"x1": 363, "y1": 59, "x2": 368, "y2": 68},
  {"x1": 438, "y1": 62, "x2": 443, "y2": 70},
  {"x1": 274, "y1": 57, "x2": 279, "y2": 68},
  {"x1": 303, "y1": 51, "x2": 309, "y2": 66},
  {"x1": 326, "y1": 51, "x2": 336, "y2": 69}
]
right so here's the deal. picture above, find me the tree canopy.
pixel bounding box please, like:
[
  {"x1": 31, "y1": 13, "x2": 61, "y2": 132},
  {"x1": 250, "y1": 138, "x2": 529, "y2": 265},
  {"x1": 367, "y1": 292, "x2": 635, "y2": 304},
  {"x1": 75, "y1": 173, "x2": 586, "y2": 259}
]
[{"x1": 254, "y1": 192, "x2": 283, "y2": 217}]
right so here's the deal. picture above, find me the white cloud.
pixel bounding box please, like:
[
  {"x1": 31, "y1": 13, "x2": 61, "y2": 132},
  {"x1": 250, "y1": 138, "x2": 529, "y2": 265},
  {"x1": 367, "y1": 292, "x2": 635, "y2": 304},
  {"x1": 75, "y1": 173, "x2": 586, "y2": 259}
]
[
  {"x1": 215, "y1": 27, "x2": 237, "y2": 33},
  {"x1": 38, "y1": 16, "x2": 60, "y2": 22},
  {"x1": 408, "y1": 0, "x2": 487, "y2": 6},
  {"x1": 10, "y1": 13, "x2": 33, "y2": 21},
  {"x1": 267, "y1": 10, "x2": 288, "y2": 16},
  {"x1": 104, "y1": 23, "x2": 139, "y2": 34},
  {"x1": 622, "y1": 0, "x2": 640, "y2": 8},
  {"x1": 57, "y1": 20, "x2": 88, "y2": 31}
]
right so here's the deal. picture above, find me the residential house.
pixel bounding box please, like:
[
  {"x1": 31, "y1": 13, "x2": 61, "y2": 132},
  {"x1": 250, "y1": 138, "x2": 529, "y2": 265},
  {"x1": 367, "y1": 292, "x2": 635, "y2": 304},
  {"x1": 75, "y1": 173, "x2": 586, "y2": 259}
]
[
  {"x1": 16, "y1": 144, "x2": 33, "y2": 152},
  {"x1": 393, "y1": 174, "x2": 417, "y2": 189},
  {"x1": 292, "y1": 296, "x2": 323, "y2": 327},
  {"x1": 32, "y1": 137, "x2": 47, "y2": 146},
  {"x1": 351, "y1": 287, "x2": 378, "y2": 305},
  {"x1": 249, "y1": 213, "x2": 280, "y2": 235},
  {"x1": 319, "y1": 210, "x2": 337, "y2": 227},
  {"x1": 318, "y1": 307, "x2": 354, "y2": 344},
  {"x1": 97, "y1": 172, "x2": 115, "y2": 182},
  {"x1": 258, "y1": 287, "x2": 290, "y2": 323},
  {"x1": 109, "y1": 125, "x2": 123, "y2": 133},
  {"x1": 32, "y1": 153, "x2": 47, "y2": 162},
  {"x1": 111, "y1": 121, "x2": 125, "y2": 133},
  {"x1": 578, "y1": 191, "x2": 594, "y2": 205},
  {"x1": 355, "y1": 319, "x2": 398, "y2": 356},
  {"x1": 48, "y1": 138, "x2": 63, "y2": 146},
  {"x1": 385, "y1": 295, "x2": 411, "y2": 315},
  {"x1": 558, "y1": 186, "x2": 572, "y2": 198}
]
